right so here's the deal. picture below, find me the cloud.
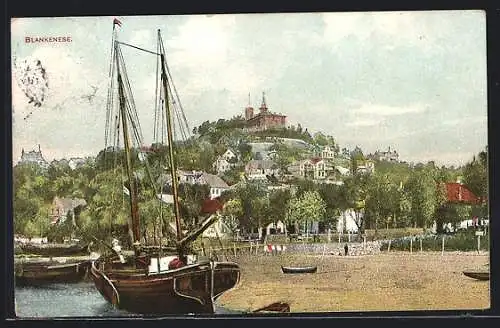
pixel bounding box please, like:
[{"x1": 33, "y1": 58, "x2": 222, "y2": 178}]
[
  {"x1": 352, "y1": 103, "x2": 427, "y2": 116},
  {"x1": 168, "y1": 15, "x2": 236, "y2": 68},
  {"x1": 321, "y1": 11, "x2": 467, "y2": 53},
  {"x1": 345, "y1": 118, "x2": 384, "y2": 127}
]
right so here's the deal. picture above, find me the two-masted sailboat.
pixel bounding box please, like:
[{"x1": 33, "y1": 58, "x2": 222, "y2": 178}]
[{"x1": 90, "y1": 20, "x2": 240, "y2": 315}]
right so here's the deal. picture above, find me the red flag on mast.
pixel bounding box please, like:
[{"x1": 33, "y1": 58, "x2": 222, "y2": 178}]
[{"x1": 113, "y1": 18, "x2": 122, "y2": 27}]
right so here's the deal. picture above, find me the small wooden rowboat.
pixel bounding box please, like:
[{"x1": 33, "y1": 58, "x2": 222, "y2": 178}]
[
  {"x1": 463, "y1": 271, "x2": 489, "y2": 281},
  {"x1": 17, "y1": 242, "x2": 90, "y2": 257},
  {"x1": 281, "y1": 266, "x2": 317, "y2": 274},
  {"x1": 15, "y1": 259, "x2": 91, "y2": 286}
]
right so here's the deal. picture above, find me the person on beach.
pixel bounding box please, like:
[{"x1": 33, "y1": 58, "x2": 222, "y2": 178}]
[{"x1": 344, "y1": 243, "x2": 349, "y2": 256}]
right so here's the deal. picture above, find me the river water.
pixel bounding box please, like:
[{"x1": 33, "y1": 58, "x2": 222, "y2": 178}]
[{"x1": 14, "y1": 282, "x2": 241, "y2": 318}]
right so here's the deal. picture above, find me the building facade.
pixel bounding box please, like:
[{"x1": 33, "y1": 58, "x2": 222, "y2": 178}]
[
  {"x1": 18, "y1": 145, "x2": 49, "y2": 168},
  {"x1": 244, "y1": 92, "x2": 286, "y2": 132}
]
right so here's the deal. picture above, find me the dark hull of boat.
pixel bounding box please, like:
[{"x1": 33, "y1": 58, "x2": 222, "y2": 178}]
[
  {"x1": 281, "y1": 266, "x2": 317, "y2": 274},
  {"x1": 18, "y1": 243, "x2": 89, "y2": 257},
  {"x1": 90, "y1": 259, "x2": 240, "y2": 315},
  {"x1": 463, "y1": 271, "x2": 490, "y2": 281},
  {"x1": 253, "y1": 302, "x2": 290, "y2": 313},
  {"x1": 15, "y1": 260, "x2": 90, "y2": 286}
]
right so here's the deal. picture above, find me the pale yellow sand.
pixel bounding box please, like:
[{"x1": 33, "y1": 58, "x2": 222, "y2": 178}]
[{"x1": 217, "y1": 252, "x2": 490, "y2": 312}]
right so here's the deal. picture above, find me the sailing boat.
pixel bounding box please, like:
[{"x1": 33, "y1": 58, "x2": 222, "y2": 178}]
[{"x1": 90, "y1": 22, "x2": 240, "y2": 315}]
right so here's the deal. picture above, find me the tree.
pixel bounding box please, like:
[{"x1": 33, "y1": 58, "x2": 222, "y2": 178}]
[
  {"x1": 313, "y1": 132, "x2": 329, "y2": 146},
  {"x1": 238, "y1": 142, "x2": 253, "y2": 162},
  {"x1": 286, "y1": 190, "x2": 326, "y2": 235},
  {"x1": 339, "y1": 173, "x2": 370, "y2": 235},
  {"x1": 268, "y1": 189, "x2": 292, "y2": 234},
  {"x1": 317, "y1": 183, "x2": 343, "y2": 229},
  {"x1": 406, "y1": 168, "x2": 441, "y2": 229},
  {"x1": 463, "y1": 147, "x2": 488, "y2": 199}
]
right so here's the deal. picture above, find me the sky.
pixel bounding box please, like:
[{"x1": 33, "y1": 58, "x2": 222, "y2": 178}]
[{"x1": 11, "y1": 11, "x2": 487, "y2": 166}]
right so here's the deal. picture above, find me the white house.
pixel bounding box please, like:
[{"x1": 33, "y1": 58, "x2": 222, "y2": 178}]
[
  {"x1": 288, "y1": 158, "x2": 333, "y2": 180},
  {"x1": 336, "y1": 209, "x2": 360, "y2": 233},
  {"x1": 316, "y1": 145, "x2": 335, "y2": 160},
  {"x1": 159, "y1": 170, "x2": 229, "y2": 200},
  {"x1": 197, "y1": 173, "x2": 230, "y2": 199},
  {"x1": 245, "y1": 159, "x2": 278, "y2": 180},
  {"x1": 356, "y1": 160, "x2": 375, "y2": 174},
  {"x1": 213, "y1": 149, "x2": 238, "y2": 175}
]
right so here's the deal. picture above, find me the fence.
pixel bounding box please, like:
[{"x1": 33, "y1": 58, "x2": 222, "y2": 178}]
[
  {"x1": 194, "y1": 239, "x2": 382, "y2": 257},
  {"x1": 379, "y1": 231, "x2": 489, "y2": 254},
  {"x1": 195, "y1": 230, "x2": 488, "y2": 259}
]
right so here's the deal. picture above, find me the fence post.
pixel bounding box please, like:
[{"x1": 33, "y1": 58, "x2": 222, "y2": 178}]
[
  {"x1": 477, "y1": 235, "x2": 481, "y2": 253},
  {"x1": 328, "y1": 229, "x2": 331, "y2": 243},
  {"x1": 388, "y1": 240, "x2": 391, "y2": 252},
  {"x1": 410, "y1": 238, "x2": 413, "y2": 254},
  {"x1": 255, "y1": 242, "x2": 259, "y2": 255},
  {"x1": 420, "y1": 238, "x2": 423, "y2": 253},
  {"x1": 441, "y1": 236, "x2": 445, "y2": 256},
  {"x1": 363, "y1": 236, "x2": 366, "y2": 251},
  {"x1": 233, "y1": 243, "x2": 237, "y2": 256}
]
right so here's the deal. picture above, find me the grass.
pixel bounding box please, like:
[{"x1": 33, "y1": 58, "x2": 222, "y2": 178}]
[{"x1": 216, "y1": 252, "x2": 490, "y2": 312}]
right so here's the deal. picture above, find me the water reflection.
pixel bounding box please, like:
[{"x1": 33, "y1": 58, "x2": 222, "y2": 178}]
[{"x1": 15, "y1": 282, "x2": 240, "y2": 317}]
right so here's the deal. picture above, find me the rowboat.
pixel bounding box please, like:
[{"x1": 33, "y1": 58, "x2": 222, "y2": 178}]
[
  {"x1": 15, "y1": 259, "x2": 91, "y2": 286},
  {"x1": 462, "y1": 271, "x2": 489, "y2": 281},
  {"x1": 281, "y1": 266, "x2": 317, "y2": 274}
]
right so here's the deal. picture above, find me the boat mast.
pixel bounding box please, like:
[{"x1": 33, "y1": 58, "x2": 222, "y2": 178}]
[
  {"x1": 115, "y1": 43, "x2": 141, "y2": 247},
  {"x1": 158, "y1": 31, "x2": 183, "y2": 256}
]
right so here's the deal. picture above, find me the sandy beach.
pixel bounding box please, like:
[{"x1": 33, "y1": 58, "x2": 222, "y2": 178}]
[{"x1": 217, "y1": 252, "x2": 490, "y2": 313}]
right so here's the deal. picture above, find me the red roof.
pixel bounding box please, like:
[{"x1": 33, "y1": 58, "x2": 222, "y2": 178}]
[
  {"x1": 443, "y1": 183, "x2": 481, "y2": 204},
  {"x1": 310, "y1": 158, "x2": 322, "y2": 164}
]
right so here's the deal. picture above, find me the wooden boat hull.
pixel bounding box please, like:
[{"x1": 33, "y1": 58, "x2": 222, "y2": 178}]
[
  {"x1": 281, "y1": 266, "x2": 317, "y2": 274},
  {"x1": 18, "y1": 243, "x2": 90, "y2": 257},
  {"x1": 15, "y1": 260, "x2": 91, "y2": 286},
  {"x1": 90, "y1": 259, "x2": 240, "y2": 314},
  {"x1": 463, "y1": 271, "x2": 489, "y2": 281},
  {"x1": 253, "y1": 302, "x2": 290, "y2": 313}
]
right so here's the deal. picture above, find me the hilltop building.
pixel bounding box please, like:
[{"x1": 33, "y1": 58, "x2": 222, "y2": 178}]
[
  {"x1": 18, "y1": 145, "x2": 49, "y2": 168},
  {"x1": 244, "y1": 92, "x2": 286, "y2": 132},
  {"x1": 372, "y1": 146, "x2": 399, "y2": 162}
]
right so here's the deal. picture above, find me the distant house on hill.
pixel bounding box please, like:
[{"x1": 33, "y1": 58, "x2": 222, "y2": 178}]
[
  {"x1": 355, "y1": 159, "x2": 375, "y2": 175},
  {"x1": 213, "y1": 149, "x2": 238, "y2": 175},
  {"x1": 50, "y1": 196, "x2": 87, "y2": 225},
  {"x1": 315, "y1": 145, "x2": 336, "y2": 161},
  {"x1": 245, "y1": 159, "x2": 279, "y2": 180},
  {"x1": 371, "y1": 146, "x2": 399, "y2": 162},
  {"x1": 18, "y1": 145, "x2": 49, "y2": 168},
  {"x1": 159, "y1": 170, "x2": 229, "y2": 200},
  {"x1": 288, "y1": 158, "x2": 333, "y2": 180},
  {"x1": 198, "y1": 173, "x2": 230, "y2": 199}
]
